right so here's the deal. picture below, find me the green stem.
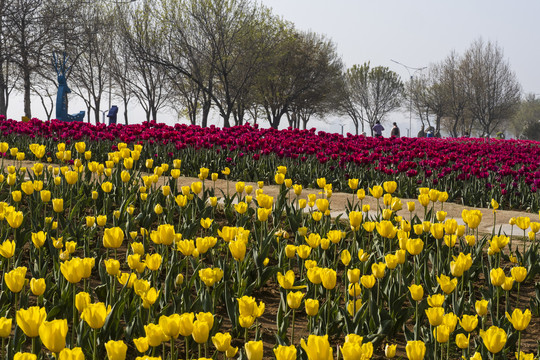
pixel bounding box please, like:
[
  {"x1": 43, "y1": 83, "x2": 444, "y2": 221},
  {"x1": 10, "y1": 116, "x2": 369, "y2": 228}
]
[
  {"x1": 93, "y1": 329, "x2": 97, "y2": 360},
  {"x1": 415, "y1": 301, "x2": 418, "y2": 340},
  {"x1": 291, "y1": 309, "x2": 295, "y2": 344},
  {"x1": 73, "y1": 283, "x2": 79, "y2": 346},
  {"x1": 185, "y1": 337, "x2": 189, "y2": 360},
  {"x1": 517, "y1": 331, "x2": 522, "y2": 359}
]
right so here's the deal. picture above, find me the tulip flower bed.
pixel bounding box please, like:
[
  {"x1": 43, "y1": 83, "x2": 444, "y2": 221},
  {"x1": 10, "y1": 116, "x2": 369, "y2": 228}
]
[
  {"x1": 0, "y1": 120, "x2": 538, "y2": 360},
  {"x1": 2, "y1": 117, "x2": 540, "y2": 211}
]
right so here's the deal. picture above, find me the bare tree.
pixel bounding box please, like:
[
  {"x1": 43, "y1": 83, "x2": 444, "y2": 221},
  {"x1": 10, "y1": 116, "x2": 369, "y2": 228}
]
[
  {"x1": 461, "y1": 39, "x2": 521, "y2": 137},
  {"x1": 439, "y1": 51, "x2": 468, "y2": 137},
  {"x1": 3, "y1": 0, "x2": 59, "y2": 118},
  {"x1": 346, "y1": 62, "x2": 403, "y2": 136},
  {"x1": 0, "y1": 0, "x2": 16, "y2": 116},
  {"x1": 257, "y1": 30, "x2": 343, "y2": 129}
]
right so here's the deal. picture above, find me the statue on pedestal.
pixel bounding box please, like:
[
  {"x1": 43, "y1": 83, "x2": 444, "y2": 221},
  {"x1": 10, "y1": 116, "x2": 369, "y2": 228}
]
[{"x1": 53, "y1": 52, "x2": 85, "y2": 122}]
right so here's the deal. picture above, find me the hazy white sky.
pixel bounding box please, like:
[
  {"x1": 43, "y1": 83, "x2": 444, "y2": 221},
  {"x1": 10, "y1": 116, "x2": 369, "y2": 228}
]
[
  {"x1": 259, "y1": 0, "x2": 540, "y2": 135},
  {"x1": 10, "y1": 0, "x2": 540, "y2": 136}
]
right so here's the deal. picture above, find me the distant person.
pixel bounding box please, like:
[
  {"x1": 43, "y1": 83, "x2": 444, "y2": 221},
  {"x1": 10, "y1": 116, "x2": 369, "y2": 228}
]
[
  {"x1": 373, "y1": 121, "x2": 384, "y2": 137},
  {"x1": 390, "y1": 122, "x2": 400, "y2": 137}
]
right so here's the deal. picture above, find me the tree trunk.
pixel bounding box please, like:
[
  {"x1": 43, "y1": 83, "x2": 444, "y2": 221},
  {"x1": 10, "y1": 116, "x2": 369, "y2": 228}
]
[
  {"x1": 123, "y1": 99, "x2": 129, "y2": 125},
  {"x1": 201, "y1": 98, "x2": 211, "y2": 127},
  {"x1": 0, "y1": 60, "x2": 7, "y2": 116},
  {"x1": 23, "y1": 62, "x2": 31, "y2": 118}
]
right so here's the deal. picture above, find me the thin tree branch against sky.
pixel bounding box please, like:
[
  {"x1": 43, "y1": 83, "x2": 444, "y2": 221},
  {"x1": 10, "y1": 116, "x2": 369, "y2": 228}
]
[{"x1": 259, "y1": 0, "x2": 540, "y2": 94}]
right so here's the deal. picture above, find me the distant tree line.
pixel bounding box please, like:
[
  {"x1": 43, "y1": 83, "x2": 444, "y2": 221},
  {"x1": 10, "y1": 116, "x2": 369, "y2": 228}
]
[
  {"x1": 0, "y1": 0, "x2": 533, "y2": 138},
  {"x1": 405, "y1": 39, "x2": 523, "y2": 139}
]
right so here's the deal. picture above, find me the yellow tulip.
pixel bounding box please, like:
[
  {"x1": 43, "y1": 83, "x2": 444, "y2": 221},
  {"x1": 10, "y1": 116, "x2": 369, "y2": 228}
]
[
  {"x1": 383, "y1": 180, "x2": 397, "y2": 194},
  {"x1": 511, "y1": 266, "x2": 527, "y2": 282},
  {"x1": 16, "y1": 307, "x2": 47, "y2": 338},
  {"x1": 406, "y1": 238, "x2": 424, "y2": 256},
  {"x1": 192, "y1": 320, "x2": 210, "y2": 344},
  {"x1": 286, "y1": 291, "x2": 304, "y2": 309},
  {"x1": 273, "y1": 344, "x2": 296, "y2": 360},
  {"x1": 191, "y1": 181, "x2": 202, "y2": 194},
  {"x1": 437, "y1": 274, "x2": 458, "y2": 294},
  {"x1": 198, "y1": 267, "x2": 224, "y2": 287},
  {"x1": 5, "y1": 266, "x2": 27, "y2": 293},
  {"x1": 39, "y1": 319, "x2": 68, "y2": 353},
  {"x1": 145, "y1": 253, "x2": 162, "y2": 271},
  {"x1": 340, "y1": 249, "x2": 351, "y2": 266},
  {"x1": 385, "y1": 344, "x2": 397, "y2": 358},
  {"x1": 515, "y1": 216, "x2": 530, "y2": 230},
  {"x1": 348, "y1": 211, "x2": 362, "y2": 231},
  {"x1": 228, "y1": 240, "x2": 246, "y2": 261},
  {"x1": 81, "y1": 302, "x2": 111, "y2": 329},
  {"x1": 427, "y1": 294, "x2": 445, "y2": 308},
  {"x1": 506, "y1": 308, "x2": 532, "y2": 331},
  {"x1": 425, "y1": 307, "x2": 444, "y2": 326},
  {"x1": 455, "y1": 333, "x2": 469, "y2": 349},
  {"x1": 75, "y1": 292, "x2": 91, "y2": 313},
  {"x1": 321, "y1": 268, "x2": 337, "y2": 290},
  {"x1": 418, "y1": 194, "x2": 430, "y2": 207},
  {"x1": 301, "y1": 335, "x2": 332, "y2": 360},
  {"x1": 103, "y1": 227, "x2": 124, "y2": 248},
  {"x1": 200, "y1": 218, "x2": 213, "y2": 229},
  {"x1": 480, "y1": 326, "x2": 507, "y2": 353},
  {"x1": 177, "y1": 313, "x2": 195, "y2": 337},
  {"x1": 29, "y1": 278, "x2": 46, "y2": 296},
  {"x1": 144, "y1": 324, "x2": 165, "y2": 347},
  {"x1": 460, "y1": 314, "x2": 478, "y2": 332},
  {"x1": 104, "y1": 259, "x2": 120, "y2": 276},
  {"x1": 475, "y1": 299, "x2": 489, "y2": 316},
  {"x1": 515, "y1": 352, "x2": 535, "y2": 360},
  {"x1": 15, "y1": 353, "x2": 37, "y2": 360},
  {"x1": 305, "y1": 299, "x2": 319, "y2": 317},
  {"x1": 6, "y1": 210, "x2": 24, "y2": 228},
  {"x1": 490, "y1": 268, "x2": 505, "y2": 287},
  {"x1": 0, "y1": 239, "x2": 15, "y2": 258},
  {"x1": 296, "y1": 245, "x2": 311, "y2": 259},
  {"x1": 11, "y1": 190, "x2": 22, "y2": 202},
  {"x1": 371, "y1": 262, "x2": 386, "y2": 279},
  {"x1": 502, "y1": 276, "x2": 514, "y2": 291},
  {"x1": 434, "y1": 324, "x2": 450, "y2": 343},
  {"x1": 405, "y1": 340, "x2": 426, "y2": 360},
  {"x1": 430, "y1": 223, "x2": 444, "y2": 239},
  {"x1": 65, "y1": 171, "x2": 78, "y2": 185},
  {"x1": 31, "y1": 231, "x2": 46, "y2": 248},
  {"x1": 369, "y1": 185, "x2": 383, "y2": 199},
  {"x1": 52, "y1": 198, "x2": 64, "y2": 213},
  {"x1": 212, "y1": 332, "x2": 232, "y2": 352},
  {"x1": 0, "y1": 317, "x2": 12, "y2": 338},
  {"x1": 376, "y1": 220, "x2": 396, "y2": 238},
  {"x1": 244, "y1": 340, "x2": 263, "y2": 360},
  {"x1": 409, "y1": 284, "x2": 423, "y2": 301},
  {"x1": 360, "y1": 275, "x2": 376, "y2": 289}
]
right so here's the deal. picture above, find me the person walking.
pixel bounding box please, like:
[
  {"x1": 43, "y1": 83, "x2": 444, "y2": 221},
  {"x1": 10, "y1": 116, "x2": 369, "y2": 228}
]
[
  {"x1": 373, "y1": 121, "x2": 384, "y2": 137},
  {"x1": 390, "y1": 122, "x2": 400, "y2": 137}
]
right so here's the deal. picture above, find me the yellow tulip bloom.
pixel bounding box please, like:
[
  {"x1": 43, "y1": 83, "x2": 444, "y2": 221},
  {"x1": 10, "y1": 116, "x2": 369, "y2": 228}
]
[
  {"x1": 81, "y1": 302, "x2": 111, "y2": 329},
  {"x1": 405, "y1": 340, "x2": 426, "y2": 360},
  {"x1": 16, "y1": 306, "x2": 47, "y2": 337},
  {"x1": 480, "y1": 326, "x2": 507, "y2": 354},
  {"x1": 39, "y1": 319, "x2": 68, "y2": 353},
  {"x1": 301, "y1": 335, "x2": 332, "y2": 360},
  {"x1": 506, "y1": 308, "x2": 532, "y2": 331}
]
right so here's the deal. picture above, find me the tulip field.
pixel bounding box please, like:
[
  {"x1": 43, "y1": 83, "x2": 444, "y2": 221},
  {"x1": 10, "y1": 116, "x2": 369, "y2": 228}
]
[{"x1": 0, "y1": 118, "x2": 538, "y2": 360}]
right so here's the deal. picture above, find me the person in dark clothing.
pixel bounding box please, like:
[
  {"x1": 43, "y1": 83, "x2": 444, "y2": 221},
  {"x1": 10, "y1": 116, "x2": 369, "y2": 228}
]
[
  {"x1": 390, "y1": 122, "x2": 400, "y2": 137},
  {"x1": 373, "y1": 121, "x2": 384, "y2": 137}
]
